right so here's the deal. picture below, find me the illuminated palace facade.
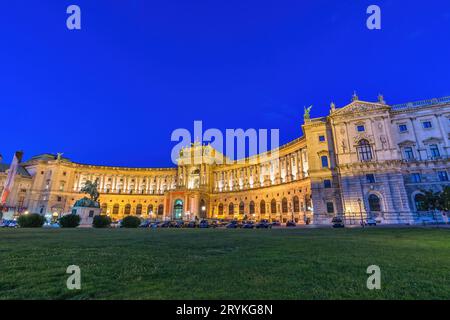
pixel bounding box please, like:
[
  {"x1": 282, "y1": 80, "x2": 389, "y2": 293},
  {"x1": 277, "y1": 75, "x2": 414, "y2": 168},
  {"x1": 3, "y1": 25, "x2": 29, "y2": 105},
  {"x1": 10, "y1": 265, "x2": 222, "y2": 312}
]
[{"x1": 2, "y1": 95, "x2": 450, "y2": 224}]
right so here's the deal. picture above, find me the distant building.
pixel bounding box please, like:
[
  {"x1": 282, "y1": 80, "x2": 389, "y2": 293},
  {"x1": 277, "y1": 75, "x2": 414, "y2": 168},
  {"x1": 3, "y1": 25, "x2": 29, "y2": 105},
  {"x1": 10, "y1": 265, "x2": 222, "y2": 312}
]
[{"x1": 2, "y1": 95, "x2": 449, "y2": 224}]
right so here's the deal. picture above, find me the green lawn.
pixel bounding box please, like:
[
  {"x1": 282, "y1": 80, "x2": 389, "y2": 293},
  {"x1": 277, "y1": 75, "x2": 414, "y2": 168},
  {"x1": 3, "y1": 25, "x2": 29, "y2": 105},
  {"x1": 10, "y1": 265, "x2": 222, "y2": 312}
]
[{"x1": 0, "y1": 227, "x2": 449, "y2": 300}]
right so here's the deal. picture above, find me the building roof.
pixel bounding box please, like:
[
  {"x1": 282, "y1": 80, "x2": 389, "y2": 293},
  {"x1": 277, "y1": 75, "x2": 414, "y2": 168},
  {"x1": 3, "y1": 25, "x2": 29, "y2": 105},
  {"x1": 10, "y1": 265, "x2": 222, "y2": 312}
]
[
  {"x1": 0, "y1": 163, "x2": 31, "y2": 177},
  {"x1": 391, "y1": 96, "x2": 450, "y2": 111}
]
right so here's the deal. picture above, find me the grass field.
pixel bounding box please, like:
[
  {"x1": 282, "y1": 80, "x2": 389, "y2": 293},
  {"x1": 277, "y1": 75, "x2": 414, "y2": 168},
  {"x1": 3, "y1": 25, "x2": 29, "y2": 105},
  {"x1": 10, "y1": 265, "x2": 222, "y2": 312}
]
[{"x1": 0, "y1": 227, "x2": 449, "y2": 300}]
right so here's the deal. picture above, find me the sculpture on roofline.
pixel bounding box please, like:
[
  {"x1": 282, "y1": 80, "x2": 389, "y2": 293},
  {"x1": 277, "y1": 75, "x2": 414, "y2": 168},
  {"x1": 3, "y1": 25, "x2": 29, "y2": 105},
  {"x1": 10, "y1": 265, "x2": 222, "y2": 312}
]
[{"x1": 304, "y1": 105, "x2": 312, "y2": 120}]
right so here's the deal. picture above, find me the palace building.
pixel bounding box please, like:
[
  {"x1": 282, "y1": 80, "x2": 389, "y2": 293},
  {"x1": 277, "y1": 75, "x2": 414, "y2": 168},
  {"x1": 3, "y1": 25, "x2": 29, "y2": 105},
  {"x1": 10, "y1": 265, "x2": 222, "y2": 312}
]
[{"x1": 1, "y1": 95, "x2": 449, "y2": 225}]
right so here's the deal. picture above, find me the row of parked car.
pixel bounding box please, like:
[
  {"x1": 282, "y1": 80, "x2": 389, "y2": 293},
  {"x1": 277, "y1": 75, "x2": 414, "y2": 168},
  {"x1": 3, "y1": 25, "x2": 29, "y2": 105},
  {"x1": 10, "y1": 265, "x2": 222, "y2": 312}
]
[
  {"x1": 135, "y1": 219, "x2": 299, "y2": 229},
  {"x1": 0, "y1": 220, "x2": 19, "y2": 228},
  {"x1": 331, "y1": 217, "x2": 378, "y2": 228}
]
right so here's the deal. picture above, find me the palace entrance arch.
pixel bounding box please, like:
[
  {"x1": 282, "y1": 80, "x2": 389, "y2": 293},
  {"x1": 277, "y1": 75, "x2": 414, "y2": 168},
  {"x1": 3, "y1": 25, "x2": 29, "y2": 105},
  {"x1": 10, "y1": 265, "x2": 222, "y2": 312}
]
[{"x1": 173, "y1": 199, "x2": 184, "y2": 220}]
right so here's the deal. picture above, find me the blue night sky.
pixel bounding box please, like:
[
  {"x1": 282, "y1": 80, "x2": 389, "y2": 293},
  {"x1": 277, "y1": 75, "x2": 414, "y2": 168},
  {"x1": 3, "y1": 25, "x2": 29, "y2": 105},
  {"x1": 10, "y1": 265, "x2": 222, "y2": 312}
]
[{"x1": 1, "y1": 0, "x2": 450, "y2": 167}]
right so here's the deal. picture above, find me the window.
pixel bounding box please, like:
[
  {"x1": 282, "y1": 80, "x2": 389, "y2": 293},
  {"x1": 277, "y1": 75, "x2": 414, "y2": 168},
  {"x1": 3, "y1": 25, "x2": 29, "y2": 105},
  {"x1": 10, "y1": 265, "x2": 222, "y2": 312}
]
[
  {"x1": 319, "y1": 135, "x2": 326, "y2": 142},
  {"x1": 398, "y1": 124, "x2": 408, "y2": 133},
  {"x1": 136, "y1": 204, "x2": 142, "y2": 215},
  {"x1": 57, "y1": 196, "x2": 62, "y2": 202},
  {"x1": 357, "y1": 139, "x2": 373, "y2": 161},
  {"x1": 271, "y1": 199, "x2": 277, "y2": 214},
  {"x1": 218, "y1": 203, "x2": 224, "y2": 215},
  {"x1": 239, "y1": 202, "x2": 245, "y2": 215},
  {"x1": 321, "y1": 156, "x2": 329, "y2": 168},
  {"x1": 293, "y1": 196, "x2": 300, "y2": 213},
  {"x1": 229, "y1": 203, "x2": 234, "y2": 215},
  {"x1": 430, "y1": 144, "x2": 440, "y2": 158},
  {"x1": 279, "y1": 198, "x2": 287, "y2": 213},
  {"x1": 326, "y1": 202, "x2": 334, "y2": 214},
  {"x1": 366, "y1": 174, "x2": 376, "y2": 184},
  {"x1": 422, "y1": 121, "x2": 432, "y2": 129},
  {"x1": 404, "y1": 147, "x2": 414, "y2": 160},
  {"x1": 411, "y1": 173, "x2": 421, "y2": 183},
  {"x1": 324, "y1": 179, "x2": 332, "y2": 188},
  {"x1": 124, "y1": 204, "x2": 131, "y2": 215},
  {"x1": 249, "y1": 201, "x2": 255, "y2": 214},
  {"x1": 260, "y1": 200, "x2": 266, "y2": 214},
  {"x1": 157, "y1": 204, "x2": 164, "y2": 215},
  {"x1": 113, "y1": 204, "x2": 120, "y2": 215},
  {"x1": 438, "y1": 171, "x2": 449, "y2": 182},
  {"x1": 357, "y1": 125, "x2": 365, "y2": 132},
  {"x1": 368, "y1": 194, "x2": 381, "y2": 212}
]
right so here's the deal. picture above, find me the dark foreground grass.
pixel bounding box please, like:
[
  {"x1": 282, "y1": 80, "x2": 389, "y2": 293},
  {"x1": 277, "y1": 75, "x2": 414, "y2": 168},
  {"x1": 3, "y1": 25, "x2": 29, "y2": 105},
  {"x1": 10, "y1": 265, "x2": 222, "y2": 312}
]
[{"x1": 0, "y1": 227, "x2": 449, "y2": 299}]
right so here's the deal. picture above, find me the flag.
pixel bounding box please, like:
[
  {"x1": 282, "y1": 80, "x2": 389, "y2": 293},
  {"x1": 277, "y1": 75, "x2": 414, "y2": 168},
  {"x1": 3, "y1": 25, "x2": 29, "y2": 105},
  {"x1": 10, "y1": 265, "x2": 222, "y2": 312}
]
[{"x1": 0, "y1": 151, "x2": 23, "y2": 205}]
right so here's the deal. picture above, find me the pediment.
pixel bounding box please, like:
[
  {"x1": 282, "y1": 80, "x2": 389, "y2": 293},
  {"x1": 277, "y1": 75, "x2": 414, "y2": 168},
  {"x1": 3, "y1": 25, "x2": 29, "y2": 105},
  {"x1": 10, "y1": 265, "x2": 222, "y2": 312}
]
[
  {"x1": 398, "y1": 140, "x2": 416, "y2": 147},
  {"x1": 331, "y1": 101, "x2": 389, "y2": 117},
  {"x1": 423, "y1": 137, "x2": 442, "y2": 144}
]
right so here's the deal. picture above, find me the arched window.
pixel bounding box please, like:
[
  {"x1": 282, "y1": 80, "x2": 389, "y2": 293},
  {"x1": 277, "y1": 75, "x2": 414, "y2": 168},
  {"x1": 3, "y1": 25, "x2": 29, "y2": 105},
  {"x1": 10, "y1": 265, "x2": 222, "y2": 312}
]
[
  {"x1": 157, "y1": 204, "x2": 164, "y2": 215},
  {"x1": 271, "y1": 199, "x2": 277, "y2": 214},
  {"x1": 239, "y1": 202, "x2": 245, "y2": 215},
  {"x1": 124, "y1": 204, "x2": 131, "y2": 215},
  {"x1": 282, "y1": 198, "x2": 288, "y2": 213},
  {"x1": 260, "y1": 200, "x2": 266, "y2": 214},
  {"x1": 358, "y1": 139, "x2": 373, "y2": 161},
  {"x1": 293, "y1": 196, "x2": 300, "y2": 212},
  {"x1": 229, "y1": 203, "x2": 234, "y2": 215},
  {"x1": 113, "y1": 204, "x2": 120, "y2": 215},
  {"x1": 321, "y1": 156, "x2": 329, "y2": 168},
  {"x1": 368, "y1": 194, "x2": 381, "y2": 212},
  {"x1": 414, "y1": 194, "x2": 427, "y2": 211},
  {"x1": 249, "y1": 201, "x2": 255, "y2": 214},
  {"x1": 101, "y1": 203, "x2": 107, "y2": 214},
  {"x1": 136, "y1": 204, "x2": 142, "y2": 215},
  {"x1": 218, "y1": 203, "x2": 224, "y2": 215},
  {"x1": 147, "y1": 204, "x2": 154, "y2": 215}
]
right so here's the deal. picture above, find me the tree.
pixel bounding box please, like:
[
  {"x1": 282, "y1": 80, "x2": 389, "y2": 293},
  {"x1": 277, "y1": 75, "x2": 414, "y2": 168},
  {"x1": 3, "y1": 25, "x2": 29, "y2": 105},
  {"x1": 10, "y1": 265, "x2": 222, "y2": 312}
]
[
  {"x1": 420, "y1": 189, "x2": 441, "y2": 211},
  {"x1": 439, "y1": 186, "x2": 450, "y2": 211},
  {"x1": 420, "y1": 187, "x2": 450, "y2": 211}
]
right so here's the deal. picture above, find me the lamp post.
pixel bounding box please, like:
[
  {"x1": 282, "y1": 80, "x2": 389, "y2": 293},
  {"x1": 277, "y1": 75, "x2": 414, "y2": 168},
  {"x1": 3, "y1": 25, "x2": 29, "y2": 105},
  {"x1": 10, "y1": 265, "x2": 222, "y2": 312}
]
[{"x1": 357, "y1": 198, "x2": 364, "y2": 228}]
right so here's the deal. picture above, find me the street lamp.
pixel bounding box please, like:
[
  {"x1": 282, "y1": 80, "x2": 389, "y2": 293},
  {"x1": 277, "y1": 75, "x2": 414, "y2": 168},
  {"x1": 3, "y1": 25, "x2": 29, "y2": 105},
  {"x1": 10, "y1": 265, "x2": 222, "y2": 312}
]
[{"x1": 357, "y1": 198, "x2": 364, "y2": 228}]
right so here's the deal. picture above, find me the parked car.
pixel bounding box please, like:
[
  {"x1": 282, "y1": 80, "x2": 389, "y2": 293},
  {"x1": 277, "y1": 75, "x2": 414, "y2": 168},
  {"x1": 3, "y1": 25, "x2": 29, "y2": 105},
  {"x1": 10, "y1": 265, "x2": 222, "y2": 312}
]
[
  {"x1": 255, "y1": 220, "x2": 272, "y2": 229},
  {"x1": 271, "y1": 221, "x2": 281, "y2": 227},
  {"x1": 168, "y1": 221, "x2": 182, "y2": 228},
  {"x1": 199, "y1": 220, "x2": 209, "y2": 228},
  {"x1": 185, "y1": 221, "x2": 197, "y2": 228},
  {"x1": 159, "y1": 221, "x2": 171, "y2": 228},
  {"x1": 226, "y1": 221, "x2": 238, "y2": 229},
  {"x1": 209, "y1": 220, "x2": 219, "y2": 228},
  {"x1": 139, "y1": 220, "x2": 151, "y2": 228},
  {"x1": 365, "y1": 218, "x2": 377, "y2": 226},
  {"x1": 1, "y1": 220, "x2": 19, "y2": 228},
  {"x1": 150, "y1": 221, "x2": 160, "y2": 228},
  {"x1": 43, "y1": 222, "x2": 60, "y2": 228},
  {"x1": 286, "y1": 220, "x2": 297, "y2": 227},
  {"x1": 332, "y1": 217, "x2": 345, "y2": 228},
  {"x1": 242, "y1": 221, "x2": 255, "y2": 229}
]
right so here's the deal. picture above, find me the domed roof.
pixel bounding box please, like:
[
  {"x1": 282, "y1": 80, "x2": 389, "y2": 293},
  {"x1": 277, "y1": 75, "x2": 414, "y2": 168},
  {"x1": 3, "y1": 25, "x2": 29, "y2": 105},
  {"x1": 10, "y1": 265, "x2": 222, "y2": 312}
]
[{"x1": 73, "y1": 197, "x2": 100, "y2": 208}]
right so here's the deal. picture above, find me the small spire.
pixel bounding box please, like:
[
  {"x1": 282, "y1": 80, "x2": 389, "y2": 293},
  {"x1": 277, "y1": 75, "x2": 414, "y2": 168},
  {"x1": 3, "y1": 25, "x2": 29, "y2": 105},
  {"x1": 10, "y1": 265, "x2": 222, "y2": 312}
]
[
  {"x1": 378, "y1": 93, "x2": 386, "y2": 104},
  {"x1": 330, "y1": 102, "x2": 336, "y2": 112},
  {"x1": 352, "y1": 91, "x2": 359, "y2": 102}
]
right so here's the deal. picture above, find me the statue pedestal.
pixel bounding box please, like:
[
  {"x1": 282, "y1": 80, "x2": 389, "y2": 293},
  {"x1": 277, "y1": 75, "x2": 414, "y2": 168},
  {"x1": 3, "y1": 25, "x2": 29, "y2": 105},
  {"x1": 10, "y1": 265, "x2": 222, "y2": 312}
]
[{"x1": 72, "y1": 206, "x2": 101, "y2": 227}]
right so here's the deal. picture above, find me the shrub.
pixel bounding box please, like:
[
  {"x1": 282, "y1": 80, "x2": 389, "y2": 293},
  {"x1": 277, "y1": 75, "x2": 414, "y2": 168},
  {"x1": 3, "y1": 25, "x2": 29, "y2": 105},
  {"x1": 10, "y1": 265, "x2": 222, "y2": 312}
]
[
  {"x1": 59, "y1": 214, "x2": 81, "y2": 228},
  {"x1": 17, "y1": 213, "x2": 45, "y2": 228},
  {"x1": 121, "y1": 216, "x2": 141, "y2": 228},
  {"x1": 92, "y1": 215, "x2": 111, "y2": 228}
]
